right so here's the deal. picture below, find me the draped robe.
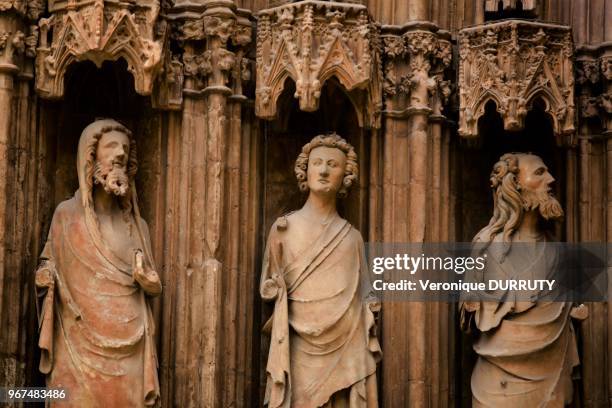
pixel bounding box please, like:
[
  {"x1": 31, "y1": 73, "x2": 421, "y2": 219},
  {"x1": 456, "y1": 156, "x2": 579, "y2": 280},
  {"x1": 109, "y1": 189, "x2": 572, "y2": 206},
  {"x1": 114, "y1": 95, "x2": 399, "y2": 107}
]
[
  {"x1": 261, "y1": 215, "x2": 381, "y2": 408},
  {"x1": 461, "y1": 237, "x2": 580, "y2": 407},
  {"x1": 36, "y1": 196, "x2": 160, "y2": 407}
]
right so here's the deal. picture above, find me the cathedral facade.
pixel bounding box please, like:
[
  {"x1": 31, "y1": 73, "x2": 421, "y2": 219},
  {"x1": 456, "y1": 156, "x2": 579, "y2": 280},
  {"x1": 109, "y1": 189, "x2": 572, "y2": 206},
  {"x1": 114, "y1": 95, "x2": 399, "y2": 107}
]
[{"x1": 0, "y1": 0, "x2": 610, "y2": 406}]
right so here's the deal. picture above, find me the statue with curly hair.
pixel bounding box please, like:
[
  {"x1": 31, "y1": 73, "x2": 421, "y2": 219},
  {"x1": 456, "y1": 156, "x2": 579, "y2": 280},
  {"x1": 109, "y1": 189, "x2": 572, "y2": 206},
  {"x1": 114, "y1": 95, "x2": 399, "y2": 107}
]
[
  {"x1": 35, "y1": 119, "x2": 161, "y2": 407},
  {"x1": 260, "y1": 133, "x2": 381, "y2": 407},
  {"x1": 461, "y1": 153, "x2": 587, "y2": 407}
]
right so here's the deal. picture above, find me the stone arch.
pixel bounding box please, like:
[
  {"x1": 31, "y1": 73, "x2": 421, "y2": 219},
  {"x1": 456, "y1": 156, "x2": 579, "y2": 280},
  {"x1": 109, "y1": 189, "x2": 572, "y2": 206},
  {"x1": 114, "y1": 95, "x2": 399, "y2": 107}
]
[
  {"x1": 36, "y1": 5, "x2": 162, "y2": 99},
  {"x1": 459, "y1": 89, "x2": 505, "y2": 137}
]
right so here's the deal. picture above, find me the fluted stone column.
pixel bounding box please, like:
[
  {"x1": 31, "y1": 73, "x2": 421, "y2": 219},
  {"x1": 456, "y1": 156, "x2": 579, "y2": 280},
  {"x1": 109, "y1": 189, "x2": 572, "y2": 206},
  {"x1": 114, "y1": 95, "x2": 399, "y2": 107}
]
[
  {"x1": 380, "y1": 21, "x2": 452, "y2": 407},
  {"x1": 0, "y1": 3, "x2": 41, "y2": 397},
  {"x1": 162, "y1": 2, "x2": 253, "y2": 406}
]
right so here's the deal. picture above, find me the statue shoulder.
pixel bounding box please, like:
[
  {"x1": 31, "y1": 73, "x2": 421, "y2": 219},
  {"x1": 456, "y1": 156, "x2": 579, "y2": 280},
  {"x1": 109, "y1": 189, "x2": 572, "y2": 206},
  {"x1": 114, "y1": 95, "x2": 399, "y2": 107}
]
[
  {"x1": 473, "y1": 227, "x2": 504, "y2": 244},
  {"x1": 270, "y1": 211, "x2": 298, "y2": 233},
  {"x1": 51, "y1": 196, "x2": 79, "y2": 220}
]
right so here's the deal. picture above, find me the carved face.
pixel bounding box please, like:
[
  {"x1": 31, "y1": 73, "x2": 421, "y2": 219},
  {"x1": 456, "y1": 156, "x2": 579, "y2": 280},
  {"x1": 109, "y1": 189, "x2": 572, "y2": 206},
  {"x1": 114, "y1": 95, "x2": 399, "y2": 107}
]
[
  {"x1": 306, "y1": 146, "x2": 347, "y2": 196},
  {"x1": 94, "y1": 130, "x2": 130, "y2": 196},
  {"x1": 517, "y1": 154, "x2": 563, "y2": 220},
  {"x1": 517, "y1": 154, "x2": 554, "y2": 196}
]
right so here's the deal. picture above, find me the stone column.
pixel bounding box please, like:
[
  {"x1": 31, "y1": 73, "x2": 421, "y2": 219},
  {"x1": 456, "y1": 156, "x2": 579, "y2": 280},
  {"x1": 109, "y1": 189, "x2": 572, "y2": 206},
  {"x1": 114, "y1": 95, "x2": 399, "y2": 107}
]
[
  {"x1": 601, "y1": 51, "x2": 612, "y2": 407},
  {"x1": 380, "y1": 22, "x2": 452, "y2": 406},
  {"x1": 0, "y1": 3, "x2": 40, "y2": 394},
  {"x1": 162, "y1": 2, "x2": 253, "y2": 406},
  {"x1": 575, "y1": 50, "x2": 612, "y2": 407}
]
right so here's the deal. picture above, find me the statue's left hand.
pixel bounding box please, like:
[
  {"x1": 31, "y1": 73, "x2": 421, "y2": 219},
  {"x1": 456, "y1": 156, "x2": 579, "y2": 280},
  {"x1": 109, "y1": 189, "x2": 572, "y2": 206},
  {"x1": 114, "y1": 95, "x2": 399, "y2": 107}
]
[
  {"x1": 570, "y1": 304, "x2": 588, "y2": 321},
  {"x1": 368, "y1": 300, "x2": 381, "y2": 313},
  {"x1": 133, "y1": 250, "x2": 162, "y2": 296},
  {"x1": 35, "y1": 262, "x2": 55, "y2": 288}
]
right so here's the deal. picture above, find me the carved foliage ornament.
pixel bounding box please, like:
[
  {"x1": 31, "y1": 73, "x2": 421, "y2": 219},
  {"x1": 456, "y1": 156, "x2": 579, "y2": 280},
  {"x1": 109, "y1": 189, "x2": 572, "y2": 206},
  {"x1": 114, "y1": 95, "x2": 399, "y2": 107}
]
[
  {"x1": 153, "y1": 13, "x2": 251, "y2": 109},
  {"x1": 458, "y1": 20, "x2": 575, "y2": 138},
  {"x1": 36, "y1": 0, "x2": 163, "y2": 98},
  {"x1": 381, "y1": 28, "x2": 452, "y2": 114},
  {"x1": 0, "y1": 0, "x2": 43, "y2": 20},
  {"x1": 255, "y1": 1, "x2": 382, "y2": 128},
  {"x1": 575, "y1": 56, "x2": 612, "y2": 121}
]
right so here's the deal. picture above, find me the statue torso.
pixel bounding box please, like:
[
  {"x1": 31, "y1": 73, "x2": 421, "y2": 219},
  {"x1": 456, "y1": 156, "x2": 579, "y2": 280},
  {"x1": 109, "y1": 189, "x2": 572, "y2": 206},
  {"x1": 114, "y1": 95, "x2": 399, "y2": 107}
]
[{"x1": 98, "y1": 211, "x2": 143, "y2": 266}]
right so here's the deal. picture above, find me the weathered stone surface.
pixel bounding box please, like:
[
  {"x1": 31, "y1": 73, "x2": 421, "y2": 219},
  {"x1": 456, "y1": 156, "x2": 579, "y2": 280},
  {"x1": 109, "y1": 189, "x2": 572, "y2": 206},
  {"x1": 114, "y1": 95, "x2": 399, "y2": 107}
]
[
  {"x1": 0, "y1": 0, "x2": 608, "y2": 406},
  {"x1": 36, "y1": 119, "x2": 161, "y2": 407},
  {"x1": 461, "y1": 153, "x2": 585, "y2": 407},
  {"x1": 260, "y1": 134, "x2": 381, "y2": 407},
  {"x1": 458, "y1": 20, "x2": 575, "y2": 140}
]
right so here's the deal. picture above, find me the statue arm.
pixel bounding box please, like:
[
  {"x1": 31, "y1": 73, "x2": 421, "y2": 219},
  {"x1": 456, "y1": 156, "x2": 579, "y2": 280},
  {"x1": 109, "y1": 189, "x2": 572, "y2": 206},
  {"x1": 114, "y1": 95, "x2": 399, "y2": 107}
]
[
  {"x1": 35, "y1": 240, "x2": 56, "y2": 289},
  {"x1": 35, "y1": 234, "x2": 57, "y2": 374},
  {"x1": 260, "y1": 224, "x2": 282, "y2": 302},
  {"x1": 134, "y1": 218, "x2": 162, "y2": 297},
  {"x1": 357, "y1": 234, "x2": 380, "y2": 313}
]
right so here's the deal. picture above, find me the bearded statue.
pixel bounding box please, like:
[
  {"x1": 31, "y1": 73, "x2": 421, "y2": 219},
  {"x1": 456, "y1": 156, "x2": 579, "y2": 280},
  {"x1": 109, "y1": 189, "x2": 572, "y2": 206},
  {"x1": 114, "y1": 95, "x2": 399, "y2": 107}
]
[
  {"x1": 461, "y1": 153, "x2": 587, "y2": 407},
  {"x1": 35, "y1": 119, "x2": 161, "y2": 407},
  {"x1": 260, "y1": 133, "x2": 381, "y2": 407}
]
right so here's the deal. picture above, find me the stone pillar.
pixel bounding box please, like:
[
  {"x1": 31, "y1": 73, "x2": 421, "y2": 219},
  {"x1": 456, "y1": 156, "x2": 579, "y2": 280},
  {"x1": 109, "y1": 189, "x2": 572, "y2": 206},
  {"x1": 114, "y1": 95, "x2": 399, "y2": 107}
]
[
  {"x1": 601, "y1": 51, "x2": 612, "y2": 408},
  {"x1": 570, "y1": 47, "x2": 612, "y2": 405},
  {"x1": 0, "y1": 3, "x2": 41, "y2": 394},
  {"x1": 161, "y1": 2, "x2": 253, "y2": 406},
  {"x1": 575, "y1": 49, "x2": 612, "y2": 407},
  {"x1": 380, "y1": 21, "x2": 451, "y2": 406}
]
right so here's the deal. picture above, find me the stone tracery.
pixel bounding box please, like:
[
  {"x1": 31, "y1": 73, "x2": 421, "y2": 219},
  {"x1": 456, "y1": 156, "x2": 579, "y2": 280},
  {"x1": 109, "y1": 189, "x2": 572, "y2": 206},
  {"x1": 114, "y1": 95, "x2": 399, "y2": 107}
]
[
  {"x1": 1, "y1": 0, "x2": 611, "y2": 406},
  {"x1": 35, "y1": 0, "x2": 164, "y2": 98},
  {"x1": 255, "y1": 1, "x2": 381, "y2": 128},
  {"x1": 458, "y1": 20, "x2": 575, "y2": 141}
]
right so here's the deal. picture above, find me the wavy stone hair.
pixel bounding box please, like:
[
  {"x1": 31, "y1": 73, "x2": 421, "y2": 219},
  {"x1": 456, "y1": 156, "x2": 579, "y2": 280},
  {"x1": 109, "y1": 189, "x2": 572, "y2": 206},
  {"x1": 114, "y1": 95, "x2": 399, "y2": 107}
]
[
  {"x1": 474, "y1": 153, "x2": 524, "y2": 248},
  {"x1": 83, "y1": 123, "x2": 138, "y2": 223},
  {"x1": 294, "y1": 133, "x2": 358, "y2": 198}
]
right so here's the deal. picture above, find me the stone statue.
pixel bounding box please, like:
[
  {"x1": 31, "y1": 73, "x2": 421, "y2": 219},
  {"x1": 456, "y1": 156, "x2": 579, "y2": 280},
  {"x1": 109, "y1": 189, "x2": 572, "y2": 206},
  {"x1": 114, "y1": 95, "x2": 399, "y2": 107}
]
[
  {"x1": 35, "y1": 119, "x2": 161, "y2": 407},
  {"x1": 260, "y1": 134, "x2": 381, "y2": 407},
  {"x1": 460, "y1": 153, "x2": 588, "y2": 407}
]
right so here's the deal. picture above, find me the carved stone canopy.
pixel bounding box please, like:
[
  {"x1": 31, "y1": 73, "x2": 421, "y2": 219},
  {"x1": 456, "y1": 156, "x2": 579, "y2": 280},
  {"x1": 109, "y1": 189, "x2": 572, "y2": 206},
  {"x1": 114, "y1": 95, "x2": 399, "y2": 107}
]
[
  {"x1": 35, "y1": 0, "x2": 163, "y2": 99},
  {"x1": 458, "y1": 20, "x2": 575, "y2": 140},
  {"x1": 255, "y1": 0, "x2": 382, "y2": 129},
  {"x1": 269, "y1": 0, "x2": 366, "y2": 6}
]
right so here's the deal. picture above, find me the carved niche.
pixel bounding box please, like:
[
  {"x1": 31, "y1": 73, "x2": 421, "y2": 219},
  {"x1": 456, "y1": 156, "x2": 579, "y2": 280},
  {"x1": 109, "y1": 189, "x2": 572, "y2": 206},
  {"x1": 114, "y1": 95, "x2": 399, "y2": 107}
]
[
  {"x1": 458, "y1": 20, "x2": 575, "y2": 140},
  {"x1": 255, "y1": 1, "x2": 382, "y2": 129},
  {"x1": 485, "y1": 0, "x2": 539, "y2": 13},
  {"x1": 36, "y1": 0, "x2": 164, "y2": 99}
]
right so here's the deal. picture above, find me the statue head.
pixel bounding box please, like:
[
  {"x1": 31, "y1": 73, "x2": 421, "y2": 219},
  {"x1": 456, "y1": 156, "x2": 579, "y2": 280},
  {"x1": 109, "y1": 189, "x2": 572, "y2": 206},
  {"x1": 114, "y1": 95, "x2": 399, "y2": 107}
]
[
  {"x1": 75, "y1": 119, "x2": 143, "y2": 241},
  {"x1": 77, "y1": 119, "x2": 137, "y2": 209},
  {"x1": 476, "y1": 152, "x2": 563, "y2": 244},
  {"x1": 92, "y1": 127, "x2": 134, "y2": 197},
  {"x1": 294, "y1": 133, "x2": 358, "y2": 198}
]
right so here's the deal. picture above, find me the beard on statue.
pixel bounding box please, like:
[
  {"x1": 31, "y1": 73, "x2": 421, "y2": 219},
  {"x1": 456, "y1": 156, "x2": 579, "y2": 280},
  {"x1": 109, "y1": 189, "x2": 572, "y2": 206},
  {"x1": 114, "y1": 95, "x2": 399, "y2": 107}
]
[
  {"x1": 94, "y1": 161, "x2": 130, "y2": 197},
  {"x1": 520, "y1": 186, "x2": 564, "y2": 221}
]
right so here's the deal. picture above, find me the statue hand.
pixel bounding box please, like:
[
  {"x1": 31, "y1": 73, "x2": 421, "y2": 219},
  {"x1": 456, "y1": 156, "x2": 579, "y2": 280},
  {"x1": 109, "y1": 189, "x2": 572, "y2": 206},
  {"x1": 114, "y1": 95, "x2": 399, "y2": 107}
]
[
  {"x1": 261, "y1": 278, "x2": 279, "y2": 301},
  {"x1": 368, "y1": 300, "x2": 381, "y2": 313},
  {"x1": 461, "y1": 301, "x2": 479, "y2": 313},
  {"x1": 570, "y1": 304, "x2": 588, "y2": 321},
  {"x1": 132, "y1": 250, "x2": 162, "y2": 296},
  {"x1": 35, "y1": 263, "x2": 54, "y2": 288}
]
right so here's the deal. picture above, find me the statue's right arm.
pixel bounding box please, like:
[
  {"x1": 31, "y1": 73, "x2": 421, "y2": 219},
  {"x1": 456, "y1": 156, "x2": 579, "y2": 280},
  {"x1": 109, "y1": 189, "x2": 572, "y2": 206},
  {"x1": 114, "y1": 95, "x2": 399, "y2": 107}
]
[
  {"x1": 35, "y1": 238, "x2": 56, "y2": 374},
  {"x1": 35, "y1": 241, "x2": 56, "y2": 290},
  {"x1": 260, "y1": 226, "x2": 282, "y2": 302}
]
